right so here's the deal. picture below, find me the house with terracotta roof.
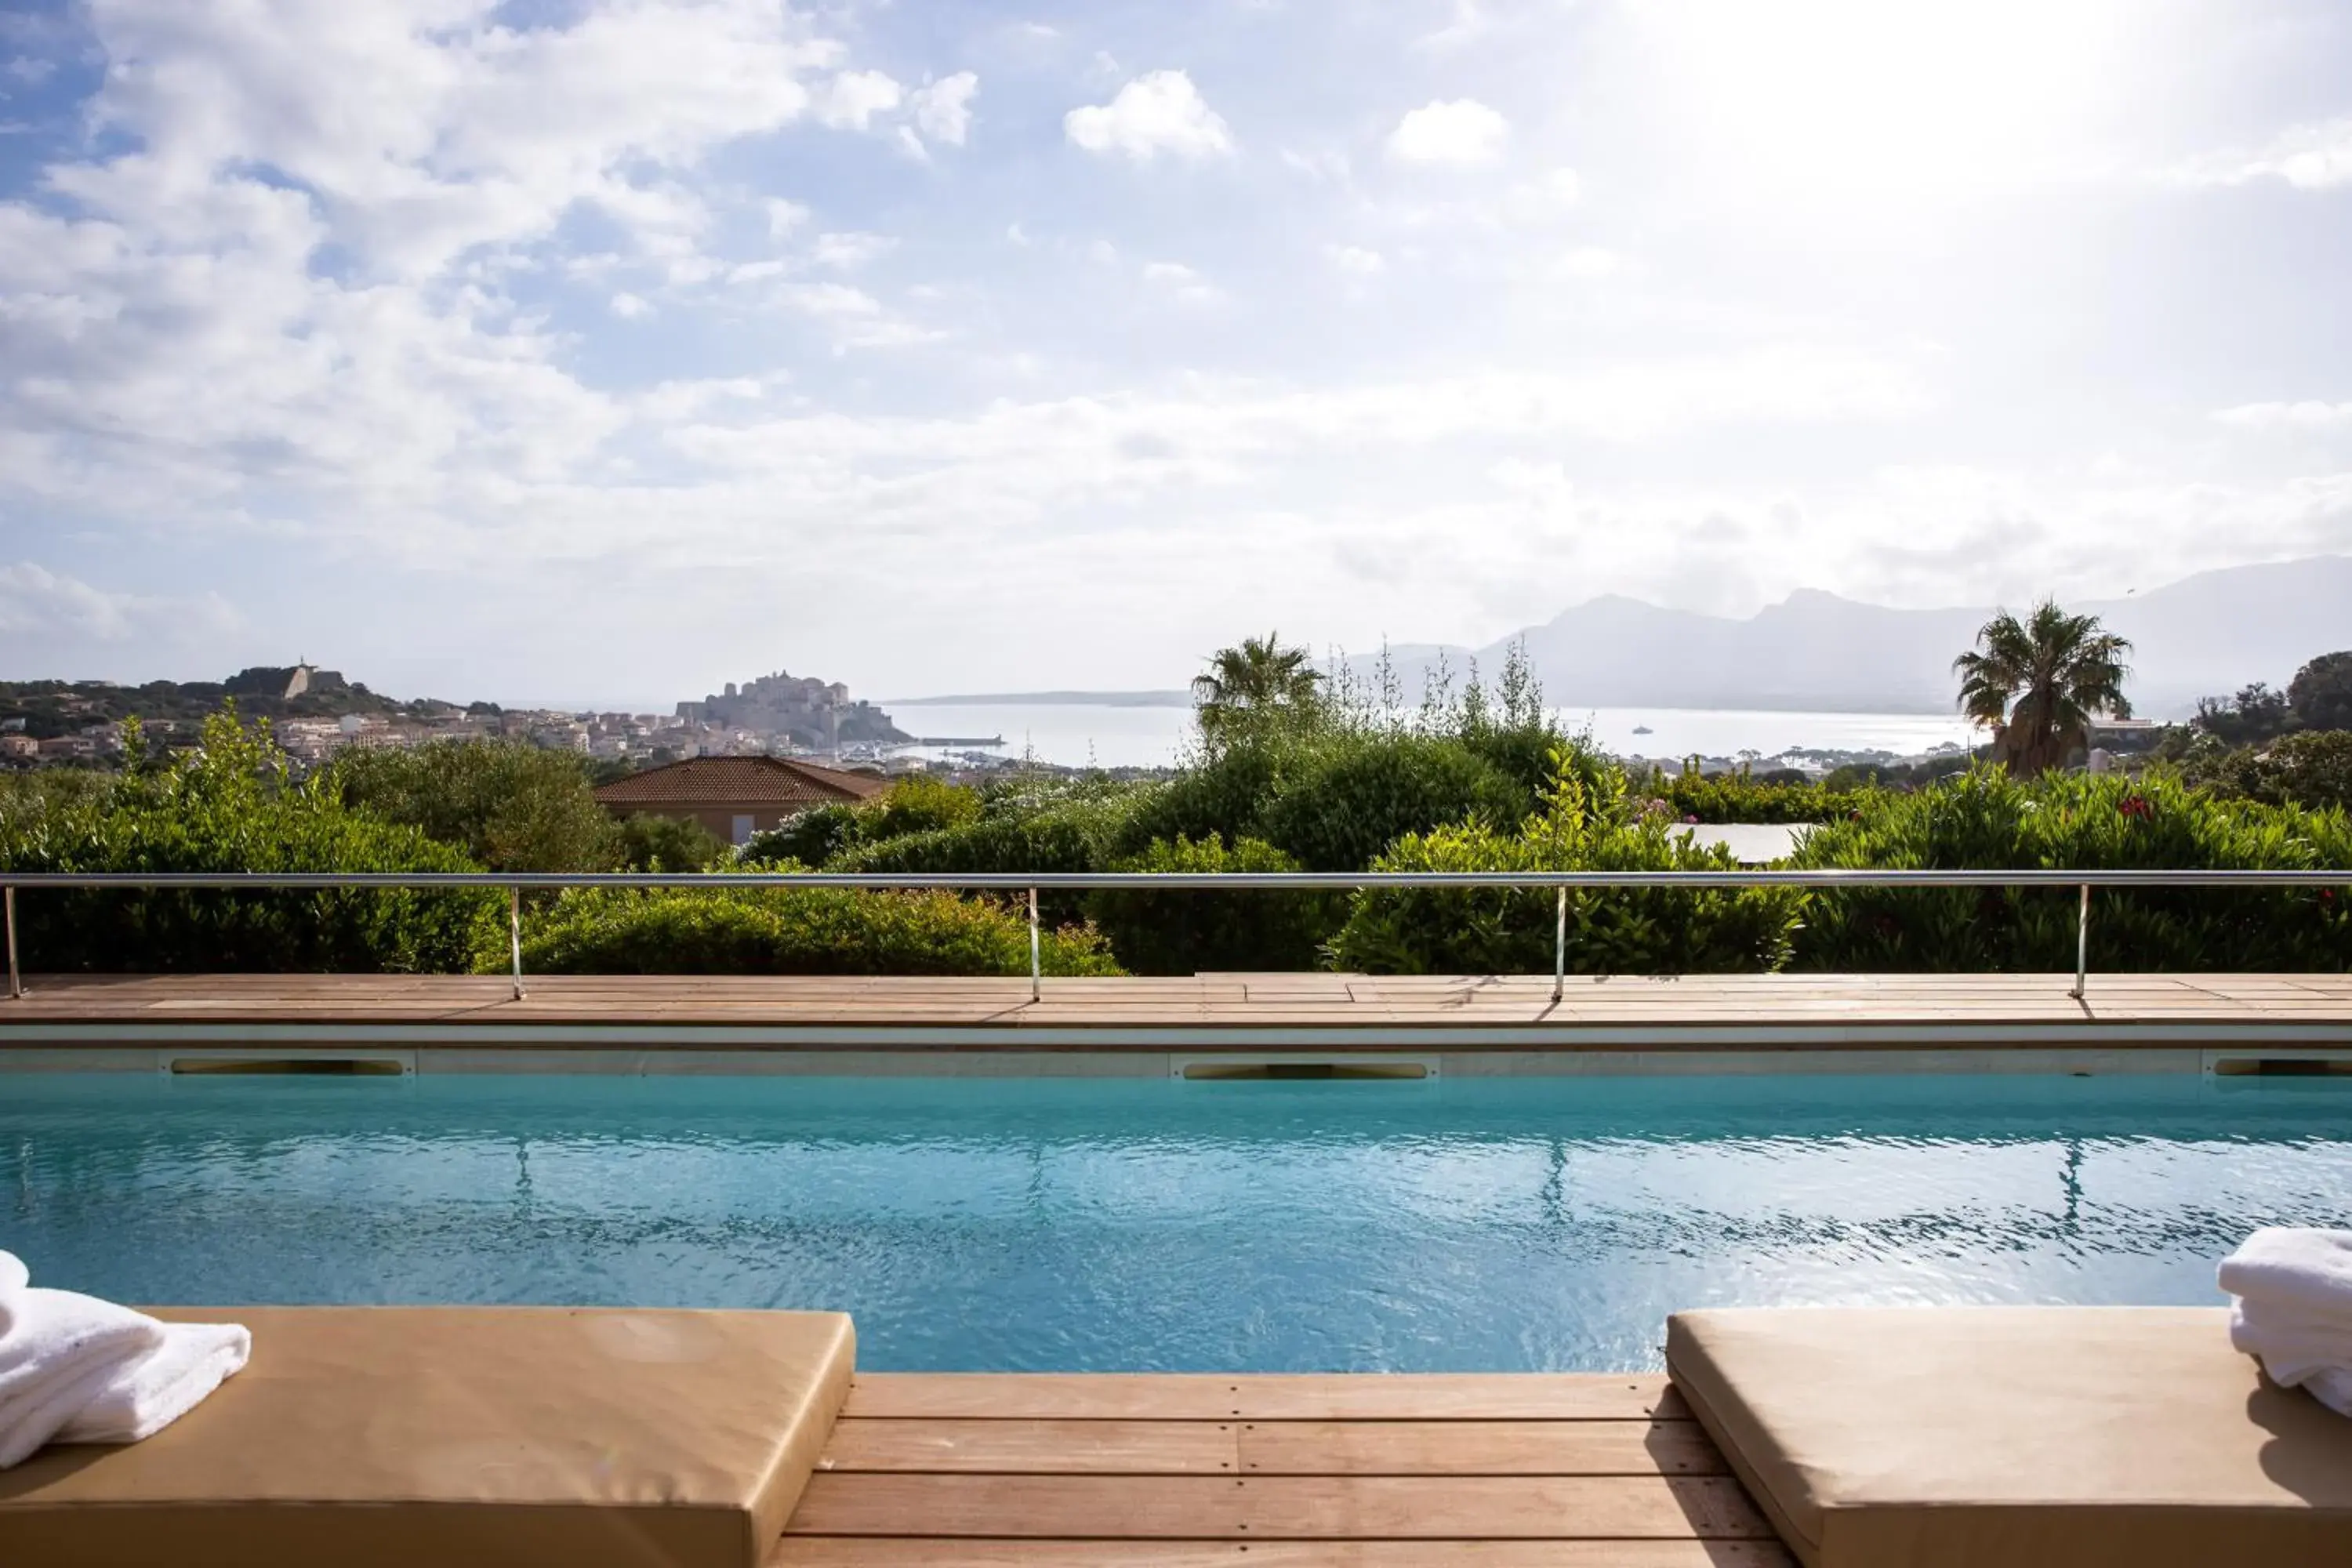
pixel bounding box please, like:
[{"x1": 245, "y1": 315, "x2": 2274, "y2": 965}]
[{"x1": 591, "y1": 756, "x2": 890, "y2": 845}]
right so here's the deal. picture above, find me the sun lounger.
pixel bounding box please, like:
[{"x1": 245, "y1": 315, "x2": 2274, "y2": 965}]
[
  {"x1": 1666, "y1": 1305, "x2": 2352, "y2": 1567},
  {"x1": 0, "y1": 1305, "x2": 854, "y2": 1567}
]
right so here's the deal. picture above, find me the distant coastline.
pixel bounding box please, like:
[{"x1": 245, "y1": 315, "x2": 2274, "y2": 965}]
[
  {"x1": 888, "y1": 689, "x2": 1966, "y2": 716},
  {"x1": 887, "y1": 690, "x2": 1195, "y2": 708}
]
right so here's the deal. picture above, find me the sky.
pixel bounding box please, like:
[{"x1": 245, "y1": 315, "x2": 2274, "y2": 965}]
[{"x1": 2, "y1": 0, "x2": 2352, "y2": 707}]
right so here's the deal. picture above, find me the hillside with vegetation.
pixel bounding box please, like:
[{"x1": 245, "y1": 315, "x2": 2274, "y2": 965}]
[
  {"x1": 0, "y1": 667, "x2": 458, "y2": 740},
  {"x1": 4, "y1": 609, "x2": 2347, "y2": 980}
]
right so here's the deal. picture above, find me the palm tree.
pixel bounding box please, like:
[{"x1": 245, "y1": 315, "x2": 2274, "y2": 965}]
[
  {"x1": 1953, "y1": 601, "x2": 2132, "y2": 776},
  {"x1": 1193, "y1": 633, "x2": 1323, "y2": 742}
]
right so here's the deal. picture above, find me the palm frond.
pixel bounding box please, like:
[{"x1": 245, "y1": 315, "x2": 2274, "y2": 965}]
[{"x1": 1955, "y1": 600, "x2": 2132, "y2": 776}]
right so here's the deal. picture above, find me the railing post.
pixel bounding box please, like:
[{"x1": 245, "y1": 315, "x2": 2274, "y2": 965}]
[
  {"x1": 1027, "y1": 887, "x2": 1041, "y2": 1004},
  {"x1": 2070, "y1": 884, "x2": 2091, "y2": 1001},
  {"x1": 5, "y1": 885, "x2": 20, "y2": 1000},
  {"x1": 1552, "y1": 884, "x2": 1567, "y2": 1004},
  {"x1": 509, "y1": 886, "x2": 526, "y2": 1002}
]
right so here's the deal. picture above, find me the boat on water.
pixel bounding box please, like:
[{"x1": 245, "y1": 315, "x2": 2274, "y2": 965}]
[{"x1": 1632, "y1": 724, "x2": 1653, "y2": 735}]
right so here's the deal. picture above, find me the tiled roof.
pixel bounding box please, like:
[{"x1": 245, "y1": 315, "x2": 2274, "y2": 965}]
[{"x1": 593, "y1": 756, "x2": 890, "y2": 808}]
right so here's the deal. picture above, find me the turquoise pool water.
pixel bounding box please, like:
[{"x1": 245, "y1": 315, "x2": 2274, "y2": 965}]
[{"x1": 3, "y1": 1073, "x2": 2348, "y2": 1371}]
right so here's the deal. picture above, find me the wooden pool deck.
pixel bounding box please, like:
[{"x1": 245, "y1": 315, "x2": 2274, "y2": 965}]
[
  {"x1": 5, "y1": 971, "x2": 2352, "y2": 1057},
  {"x1": 773, "y1": 1372, "x2": 1788, "y2": 1566}
]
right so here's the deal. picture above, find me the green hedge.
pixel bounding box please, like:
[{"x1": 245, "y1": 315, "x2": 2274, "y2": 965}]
[
  {"x1": 743, "y1": 803, "x2": 862, "y2": 868},
  {"x1": 1108, "y1": 730, "x2": 1595, "y2": 872},
  {"x1": 859, "y1": 774, "x2": 985, "y2": 840},
  {"x1": 742, "y1": 775, "x2": 986, "y2": 868},
  {"x1": 1087, "y1": 835, "x2": 1343, "y2": 975},
  {"x1": 1, "y1": 714, "x2": 493, "y2": 973},
  {"x1": 499, "y1": 884, "x2": 1122, "y2": 977},
  {"x1": 1257, "y1": 735, "x2": 1531, "y2": 871},
  {"x1": 829, "y1": 804, "x2": 1118, "y2": 927},
  {"x1": 1329, "y1": 763, "x2": 1802, "y2": 975},
  {"x1": 1460, "y1": 722, "x2": 1612, "y2": 807},
  {"x1": 1787, "y1": 769, "x2": 2352, "y2": 971},
  {"x1": 2195, "y1": 731, "x2": 2352, "y2": 815},
  {"x1": 615, "y1": 811, "x2": 728, "y2": 872},
  {"x1": 1110, "y1": 746, "x2": 1282, "y2": 857},
  {"x1": 329, "y1": 739, "x2": 620, "y2": 872},
  {"x1": 1632, "y1": 768, "x2": 1873, "y2": 825}
]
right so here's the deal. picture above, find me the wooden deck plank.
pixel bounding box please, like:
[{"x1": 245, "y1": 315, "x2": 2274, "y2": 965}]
[
  {"x1": 787, "y1": 1374, "x2": 1785, "y2": 1563},
  {"x1": 783, "y1": 1474, "x2": 1773, "y2": 1540},
  {"x1": 817, "y1": 1415, "x2": 1721, "y2": 1478},
  {"x1": 841, "y1": 1374, "x2": 1679, "y2": 1421},
  {"x1": 771, "y1": 1541, "x2": 1795, "y2": 1566},
  {"x1": 9, "y1": 970, "x2": 2350, "y2": 1040},
  {"x1": 1239, "y1": 1420, "x2": 1723, "y2": 1476},
  {"x1": 822, "y1": 1418, "x2": 1241, "y2": 1474}
]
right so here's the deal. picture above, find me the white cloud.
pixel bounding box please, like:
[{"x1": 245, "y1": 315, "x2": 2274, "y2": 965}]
[
  {"x1": 769, "y1": 281, "x2": 942, "y2": 349},
  {"x1": 765, "y1": 198, "x2": 812, "y2": 238},
  {"x1": 910, "y1": 71, "x2": 978, "y2": 147},
  {"x1": 666, "y1": 349, "x2": 1933, "y2": 505},
  {"x1": 1065, "y1": 71, "x2": 1233, "y2": 161},
  {"x1": 2213, "y1": 400, "x2": 2352, "y2": 430},
  {"x1": 783, "y1": 282, "x2": 883, "y2": 318},
  {"x1": 1501, "y1": 168, "x2": 1582, "y2": 222},
  {"x1": 0, "y1": 0, "x2": 963, "y2": 554},
  {"x1": 1555, "y1": 246, "x2": 1624, "y2": 278},
  {"x1": 1387, "y1": 99, "x2": 1508, "y2": 165},
  {"x1": 43, "y1": 0, "x2": 851, "y2": 283},
  {"x1": 2178, "y1": 118, "x2": 2352, "y2": 191},
  {"x1": 7, "y1": 0, "x2": 2336, "y2": 699},
  {"x1": 1281, "y1": 147, "x2": 1351, "y2": 181},
  {"x1": 813, "y1": 232, "x2": 896, "y2": 269},
  {"x1": 0, "y1": 563, "x2": 239, "y2": 641},
  {"x1": 1142, "y1": 260, "x2": 1225, "y2": 304},
  {"x1": 815, "y1": 69, "x2": 904, "y2": 130},
  {"x1": 1416, "y1": 1, "x2": 1491, "y2": 53}
]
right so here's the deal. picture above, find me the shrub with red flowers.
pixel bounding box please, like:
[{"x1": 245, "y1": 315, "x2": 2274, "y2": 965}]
[{"x1": 1788, "y1": 768, "x2": 2352, "y2": 973}]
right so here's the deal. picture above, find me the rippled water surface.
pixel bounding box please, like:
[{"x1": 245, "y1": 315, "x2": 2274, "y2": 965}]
[{"x1": 5, "y1": 1073, "x2": 2349, "y2": 1370}]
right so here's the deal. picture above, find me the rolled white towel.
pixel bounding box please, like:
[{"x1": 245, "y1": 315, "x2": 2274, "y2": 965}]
[
  {"x1": 2217, "y1": 1228, "x2": 2352, "y2": 1318},
  {"x1": 0, "y1": 1252, "x2": 25, "y2": 1339},
  {"x1": 56, "y1": 1319, "x2": 251, "y2": 1446},
  {"x1": 0, "y1": 1289, "x2": 169, "y2": 1469},
  {"x1": 2230, "y1": 1297, "x2": 2352, "y2": 1387}
]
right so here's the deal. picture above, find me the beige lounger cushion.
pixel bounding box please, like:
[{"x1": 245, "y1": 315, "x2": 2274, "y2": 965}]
[
  {"x1": 0, "y1": 1305, "x2": 855, "y2": 1568},
  {"x1": 1667, "y1": 1306, "x2": 2352, "y2": 1568}
]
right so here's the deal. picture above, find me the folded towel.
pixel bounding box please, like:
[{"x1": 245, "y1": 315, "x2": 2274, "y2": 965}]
[
  {"x1": 0, "y1": 1288, "x2": 166, "y2": 1413},
  {"x1": 0, "y1": 1267, "x2": 249, "y2": 1469},
  {"x1": 56, "y1": 1319, "x2": 250, "y2": 1446},
  {"x1": 2230, "y1": 1297, "x2": 2352, "y2": 1386},
  {"x1": 0, "y1": 1288, "x2": 175, "y2": 1469},
  {"x1": 2217, "y1": 1228, "x2": 2352, "y2": 1317},
  {"x1": 0, "y1": 1252, "x2": 25, "y2": 1339}
]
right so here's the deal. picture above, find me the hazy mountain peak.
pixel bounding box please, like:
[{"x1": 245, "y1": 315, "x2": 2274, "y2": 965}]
[{"x1": 1361, "y1": 557, "x2": 2352, "y2": 717}]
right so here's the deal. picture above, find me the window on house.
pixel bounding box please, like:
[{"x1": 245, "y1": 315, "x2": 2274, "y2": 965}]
[{"x1": 731, "y1": 815, "x2": 755, "y2": 845}]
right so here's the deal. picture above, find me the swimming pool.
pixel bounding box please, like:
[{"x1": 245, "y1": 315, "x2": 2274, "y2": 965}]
[{"x1": 5, "y1": 1073, "x2": 2347, "y2": 1371}]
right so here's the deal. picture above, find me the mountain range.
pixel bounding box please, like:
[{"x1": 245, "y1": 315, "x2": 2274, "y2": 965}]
[{"x1": 1345, "y1": 556, "x2": 2352, "y2": 719}]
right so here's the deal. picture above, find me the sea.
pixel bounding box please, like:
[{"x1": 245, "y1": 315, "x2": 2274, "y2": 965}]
[{"x1": 887, "y1": 702, "x2": 1976, "y2": 771}]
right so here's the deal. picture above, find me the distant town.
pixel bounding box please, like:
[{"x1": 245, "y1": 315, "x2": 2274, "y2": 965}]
[{"x1": 0, "y1": 664, "x2": 941, "y2": 774}]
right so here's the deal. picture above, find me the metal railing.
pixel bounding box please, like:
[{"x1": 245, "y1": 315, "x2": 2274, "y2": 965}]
[{"x1": 2, "y1": 868, "x2": 2344, "y2": 1008}]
